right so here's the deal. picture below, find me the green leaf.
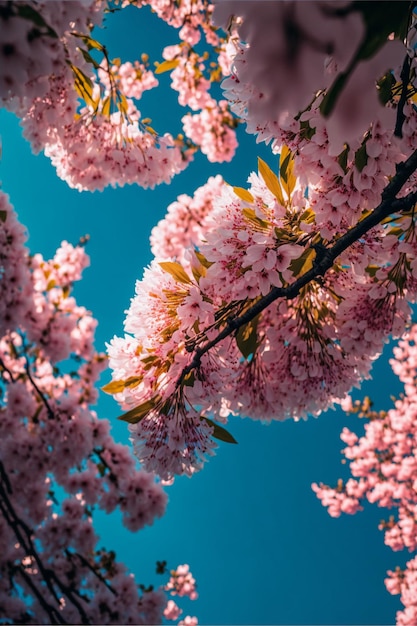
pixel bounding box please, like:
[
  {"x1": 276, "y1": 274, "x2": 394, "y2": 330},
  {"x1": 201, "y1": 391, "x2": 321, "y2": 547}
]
[
  {"x1": 354, "y1": 143, "x2": 368, "y2": 173},
  {"x1": 321, "y1": 2, "x2": 410, "y2": 118},
  {"x1": 159, "y1": 261, "x2": 192, "y2": 285},
  {"x1": 258, "y1": 157, "x2": 286, "y2": 206},
  {"x1": 155, "y1": 59, "x2": 180, "y2": 74},
  {"x1": 236, "y1": 315, "x2": 260, "y2": 360},
  {"x1": 289, "y1": 248, "x2": 317, "y2": 278},
  {"x1": 337, "y1": 144, "x2": 349, "y2": 174},
  {"x1": 299, "y1": 120, "x2": 315, "y2": 141},
  {"x1": 202, "y1": 417, "x2": 238, "y2": 444},
  {"x1": 279, "y1": 146, "x2": 292, "y2": 183},
  {"x1": 183, "y1": 371, "x2": 195, "y2": 387},
  {"x1": 118, "y1": 397, "x2": 159, "y2": 424},
  {"x1": 79, "y1": 47, "x2": 101, "y2": 70},
  {"x1": 0, "y1": 210, "x2": 7, "y2": 223},
  {"x1": 16, "y1": 4, "x2": 58, "y2": 38},
  {"x1": 71, "y1": 32, "x2": 104, "y2": 52},
  {"x1": 377, "y1": 71, "x2": 396, "y2": 106}
]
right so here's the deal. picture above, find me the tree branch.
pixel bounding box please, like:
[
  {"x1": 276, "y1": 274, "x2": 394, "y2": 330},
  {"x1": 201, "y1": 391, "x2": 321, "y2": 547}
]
[
  {"x1": 178, "y1": 147, "x2": 417, "y2": 384},
  {"x1": 24, "y1": 358, "x2": 55, "y2": 420},
  {"x1": 0, "y1": 460, "x2": 92, "y2": 624}
]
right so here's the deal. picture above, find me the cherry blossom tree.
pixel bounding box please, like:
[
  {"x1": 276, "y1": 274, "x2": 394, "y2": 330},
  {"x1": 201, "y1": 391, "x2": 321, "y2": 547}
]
[
  {"x1": 0, "y1": 189, "x2": 199, "y2": 623},
  {"x1": 3, "y1": 0, "x2": 417, "y2": 624}
]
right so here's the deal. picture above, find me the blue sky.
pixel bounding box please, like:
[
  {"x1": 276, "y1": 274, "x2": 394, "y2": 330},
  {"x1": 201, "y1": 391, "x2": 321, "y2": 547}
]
[{"x1": 0, "y1": 4, "x2": 411, "y2": 624}]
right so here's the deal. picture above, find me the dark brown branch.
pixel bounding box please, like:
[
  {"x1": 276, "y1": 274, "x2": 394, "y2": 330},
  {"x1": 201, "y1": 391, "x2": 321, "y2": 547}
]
[
  {"x1": 24, "y1": 358, "x2": 55, "y2": 420},
  {"x1": 0, "y1": 460, "x2": 92, "y2": 624},
  {"x1": 15, "y1": 564, "x2": 66, "y2": 625},
  {"x1": 179, "y1": 147, "x2": 417, "y2": 384},
  {"x1": 68, "y1": 550, "x2": 117, "y2": 596},
  {"x1": 0, "y1": 355, "x2": 16, "y2": 383}
]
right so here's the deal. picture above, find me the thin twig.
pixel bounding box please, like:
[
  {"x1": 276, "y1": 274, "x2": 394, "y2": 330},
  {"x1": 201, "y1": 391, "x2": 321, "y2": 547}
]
[
  {"x1": 24, "y1": 358, "x2": 55, "y2": 420},
  {"x1": 15, "y1": 564, "x2": 67, "y2": 625}
]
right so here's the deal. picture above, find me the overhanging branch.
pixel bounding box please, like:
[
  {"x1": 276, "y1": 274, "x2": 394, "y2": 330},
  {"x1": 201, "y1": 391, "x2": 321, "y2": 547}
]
[{"x1": 178, "y1": 147, "x2": 417, "y2": 384}]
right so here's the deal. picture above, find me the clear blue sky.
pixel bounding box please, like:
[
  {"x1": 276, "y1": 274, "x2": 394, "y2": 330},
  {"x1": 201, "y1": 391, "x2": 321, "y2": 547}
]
[{"x1": 0, "y1": 5, "x2": 410, "y2": 624}]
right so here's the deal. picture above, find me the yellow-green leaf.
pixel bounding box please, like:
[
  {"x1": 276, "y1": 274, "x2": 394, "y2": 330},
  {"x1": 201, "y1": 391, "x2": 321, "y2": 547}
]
[
  {"x1": 299, "y1": 209, "x2": 316, "y2": 225},
  {"x1": 183, "y1": 371, "x2": 195, "y2": 387},
  {"x1": 279, "y1": 146, "x2": 296, "y2": 198},
  {"x1": 118, "y1": 397, "x2": 159, "y2": 424},
  {"x1": 191, "y1": 265, "x2": 204, "y2": 282},
  {"x1": 242, "y1": 208, "x2": 269, "y2": 230},
  {"x1": 194, "y1": 251, "x2": 213, "y2": 269},
  {"x1": 202, "y1": 417, "x2": 238, "y2": 444},
  {"x1": 258, "y1": 157, "x2": 285, "y2": 206},
  {"x1": 233, "y1": 186, "x2": 254, "y2": 203},
  {"x1": 102, "y1": 380, "x2": 127, "y2": 394},
  {"x1": 71, "y1": 64, "x2": 95, "y2": 107},
  {"x1": 124, "y1": 376, "x2": 143, "y2": 388},
  {"x1": 279, "y1": 146, "x2": 292, "y2": 182},
  {"x1": 159, "y1": 261, "x2": 192, "y2": 285},
  {"x1": 155, "y1": 59, "x2": 180, "y2": 74},
  {"x1": 72, "y1": 32, "x2": 104, "y2": 52},
  {"x1": 0, "y1": 210, "x2": 7, "y2": 223},
  {"x1": 289, "y1": 248, "x2": 317, "y2": 278},
  {"x1": 101, "y1": 96, "x2": 111, "y2": 117},
  {"x1": 236, "y1": 315, "x2": 260, "y2": 360}
]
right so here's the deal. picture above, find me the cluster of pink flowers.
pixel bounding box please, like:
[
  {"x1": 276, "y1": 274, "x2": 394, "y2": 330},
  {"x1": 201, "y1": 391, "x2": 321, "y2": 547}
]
[
  {"x1": 313, "y1": 324, "x2": 417, "y2": 625},
  {"x1": 182, "y1": 100, "x2": 238, "y2": 162},
  {"x1": 126, "y1": 0, "x2": 218, "y2": 47},
  {"x1": 163, "y1": 565, "x2": 199, "y2": 625},
  {"x1": 386, "y1": 556, "x2": 417, "y2": 626},
  {"x1": 0, "y1": 188, "x2": 198, "y2": 623},
  {"x1": 98, "y1": 58, "x2": 159, "y2": 101},
  {"x1": 108, "y1": 121, "x2": 417, "y2": 478},
  {"x1": 160, "y1": 36, "x2": 238, "y2": 163},
  {"x1": 1, "y1": 0, "x2": 240, "y2": 190},
  {"x1": 214, "y1": 0, "x2": 406, "y2": 151},
  {"x1": 150, "y1": 174, "x2": 225, "y2": 260}
]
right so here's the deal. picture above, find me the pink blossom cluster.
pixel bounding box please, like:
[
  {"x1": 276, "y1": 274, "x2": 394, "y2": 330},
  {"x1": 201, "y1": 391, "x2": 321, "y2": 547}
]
[
  {"x1": 150, "y1": 174, "x2": 225, "y2": 260},
  {"x1": 44, "y1": 103, "x2": 191, "y2": 192},
  {"x1": 98, "y1": 58, "x2": 159, "y2": 101},
  {"x1": 0, "y1": 1, "x2": 196, "y2": 191},
  {"x1": 0, "y1": 0, "x2": 243, "y2": 190},
  {"x1": 0, "y1": 189, "x2": 200, "y2": 623},
  {"x1": 163, "y1": 45, "x2": 213, "y2": 111},
  {"x1": 0, "y1": 0, "x2": 103, "y2": 102},
  {"x1": 161, "y1": 40, "x2": 238, "y2": 163},
  {"x1": 182, "y1": 100, "x2": 238, "y2": 162},
  {"x1": 214, "y1": 1, "x2": 406, "y2": 151},
  {"x1": 386, "y1": 557, "x2": 417, "y2": 625},
  {"x1": 163, "y1": 565, "x2": 199, "y2": 624},
  {"x1": 0, "y1": 191, "x2": 32, "y2": 336},
  {"x1": 313, "y1": 324, "x2": 417, "y2": 624},
  {"x1": 165, "y1": 564, "x2": 198, "y2": 600},
  {"x1": 127, "y1": 0, "x2": 218, "y2": 47},
  {"x1": 108, "y1": 136, "x2": 417, "y2": 478}
]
